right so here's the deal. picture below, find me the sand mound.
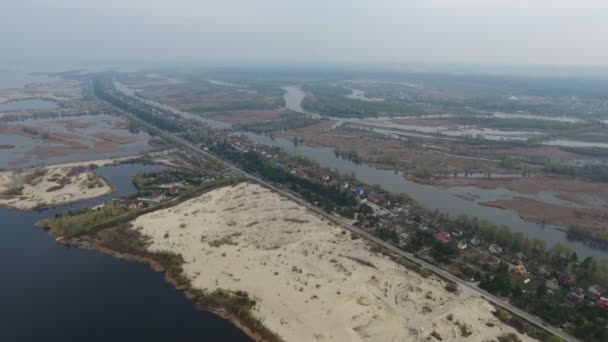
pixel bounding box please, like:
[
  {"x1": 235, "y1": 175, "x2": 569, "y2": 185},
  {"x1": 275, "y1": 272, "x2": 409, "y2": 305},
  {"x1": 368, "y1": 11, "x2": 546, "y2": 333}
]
[
  {"x1": 0, "y1": 159, "x2": 119, "y2": 210},
  {"x1": 134, "y1": 182, "x2": 534, "y2": 342}
]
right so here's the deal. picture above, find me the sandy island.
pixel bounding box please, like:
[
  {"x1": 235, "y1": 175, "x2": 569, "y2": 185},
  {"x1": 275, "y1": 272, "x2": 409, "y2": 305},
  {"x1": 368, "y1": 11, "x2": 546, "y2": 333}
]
[
  {"x1": 0, "y1": 158, "x2": 134, "y2": 210},
  {"x1": 132, "y1": 182, "x2": 534, "y2": 342}
]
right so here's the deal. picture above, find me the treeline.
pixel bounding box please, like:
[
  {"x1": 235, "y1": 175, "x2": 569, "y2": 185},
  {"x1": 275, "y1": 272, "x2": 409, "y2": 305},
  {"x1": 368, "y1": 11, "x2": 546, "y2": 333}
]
[
  {"x1": 559, "y1": 146, "x2": 608, "y2": 157},
  {"x1": 544, "y1": 163, "x2": 608, "y2": 183},
  {"x1": 92, "y1": 77, "x2": 183, "y2": 132},
  {"x1": 233, "y1": 112, "x2": 319, "y2": 133},
  {"x1": 211, "y1": 142, "x2": 358, "y2": 212},
  {"x1": 302, "y1": 84, "x2": 420, "y2": 117}
]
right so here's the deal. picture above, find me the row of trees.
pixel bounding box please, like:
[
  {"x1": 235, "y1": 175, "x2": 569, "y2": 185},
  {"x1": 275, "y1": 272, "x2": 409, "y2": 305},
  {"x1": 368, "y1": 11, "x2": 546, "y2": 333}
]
[
  {"x1": 92, "y1": 77, "x2": 184, "y2": 133},
  {"x1": 212, "y1": 142, "x2": 359, "y2": 212},
  {"x1": 544, "y1": 162, "x2": 608, "y2": 183}
]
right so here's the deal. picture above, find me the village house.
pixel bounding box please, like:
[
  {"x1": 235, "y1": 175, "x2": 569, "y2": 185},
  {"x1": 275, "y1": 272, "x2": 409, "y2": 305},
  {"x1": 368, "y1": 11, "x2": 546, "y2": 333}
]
[
  {"x1": 511, "y1": 265, "x2": 529, "y2": 277},
  {"x1": 435, "y1": 231, "x2": 451, "y2": 244},
  {"x1": 566, "y1": 287, "x2": 586, "y2": 306},
  {"x1": 538, "y1": 265, "x2": 551, "y2": 278},
  {"x1": 546, "y1": 278, "x2": 560, "y2": 292},
  {"x1": 587, "y1": 284, "x2": 605, "y2": 301},
  {"x1": 457, "y1": 240, "x2": 468, "y2": 250},
  {"x1": 470, "y1": 236, "x2": 481, "y2": 247},
  {"x1": 596, "y1": 297, "x2": 608, "y2": 310},
  {"x1": 489, "y1": 244, "x2": 503, "y2": 255}
]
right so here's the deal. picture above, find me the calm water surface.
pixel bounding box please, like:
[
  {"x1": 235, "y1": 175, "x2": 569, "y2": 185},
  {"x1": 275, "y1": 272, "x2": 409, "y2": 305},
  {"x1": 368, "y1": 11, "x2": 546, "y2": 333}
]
[{"x1": 0, "y1": 163, "x2": 250, "y2": 342}]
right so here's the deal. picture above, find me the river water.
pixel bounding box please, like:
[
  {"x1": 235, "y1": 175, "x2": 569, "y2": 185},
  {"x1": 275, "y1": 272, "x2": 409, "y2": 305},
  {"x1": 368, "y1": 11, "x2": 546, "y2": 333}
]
[
  {"x1": 0, "y1": 163, "x2": 250, "y2": 341},
  {"x1": 114, "y1": 80, "x2": 608, "y2": 259}
]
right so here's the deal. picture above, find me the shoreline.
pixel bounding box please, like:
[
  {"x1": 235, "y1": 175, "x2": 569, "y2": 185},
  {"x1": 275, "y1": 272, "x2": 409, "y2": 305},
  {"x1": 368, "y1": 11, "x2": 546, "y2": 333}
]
[
  {"x1": 60, "y1": 232, "x2": 269, "y2": 342},
  {"x1": 479, "y1": 200, "x2": 608, "y2": 245},
  {"x1": 0, "y1": 155, "x2": 145, "y2": 211}
]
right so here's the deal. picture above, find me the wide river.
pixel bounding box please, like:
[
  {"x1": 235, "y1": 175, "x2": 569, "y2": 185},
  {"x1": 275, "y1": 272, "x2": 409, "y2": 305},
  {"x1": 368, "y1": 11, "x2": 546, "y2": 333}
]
[
  {"x1": 0, "y1": 163, "x2": 250, "y2": 341},
  {"x1": 114, "y1": 81, "x2": 608, "y2": 259}
]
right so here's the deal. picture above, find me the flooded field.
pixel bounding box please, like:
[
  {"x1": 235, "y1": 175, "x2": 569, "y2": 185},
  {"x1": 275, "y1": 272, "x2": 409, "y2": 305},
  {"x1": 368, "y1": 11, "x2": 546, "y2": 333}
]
[
  {"x1": 0, "y1": 114, "x2": 151, "y2": 168},
  {"x1": 0, "y1": 99, "x2": 58, "y2": 112}
]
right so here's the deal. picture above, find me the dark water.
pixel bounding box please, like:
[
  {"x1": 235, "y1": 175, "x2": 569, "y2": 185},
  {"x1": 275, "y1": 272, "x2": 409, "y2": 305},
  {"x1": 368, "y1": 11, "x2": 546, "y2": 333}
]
[{"x1": 0, "y1": 163, "x2": 250, "y2": 342}]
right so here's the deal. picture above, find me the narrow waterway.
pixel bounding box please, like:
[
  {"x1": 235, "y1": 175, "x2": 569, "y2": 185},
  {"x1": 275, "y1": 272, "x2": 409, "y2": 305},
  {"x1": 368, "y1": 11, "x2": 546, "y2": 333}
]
[
  {"x1": 0, "y1": 163, "x2": 250, "y2": 342},
  {"x1": 114, "y1": 81, "x2": 608, "y2": 259}
]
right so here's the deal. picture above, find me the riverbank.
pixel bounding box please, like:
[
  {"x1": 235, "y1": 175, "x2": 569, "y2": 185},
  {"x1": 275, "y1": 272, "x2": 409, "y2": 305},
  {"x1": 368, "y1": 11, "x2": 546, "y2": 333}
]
[
  {"x1": 125, "y1": 182, "x2": 532, "y2": 342},
  {"x1": 0, "y1": 160, "x2": 249, "y2": 341},
  {"x1": 481, "y1": 198, "x2": 608, "y2": 242},
  {"x1": 0, "y1": 157, "x2": 139, "y2": 210}
]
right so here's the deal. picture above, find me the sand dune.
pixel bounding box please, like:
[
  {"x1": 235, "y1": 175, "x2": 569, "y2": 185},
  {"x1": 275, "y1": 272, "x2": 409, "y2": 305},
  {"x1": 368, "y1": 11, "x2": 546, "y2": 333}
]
[
  {"x1": 133, "y1": 182, "x2": 535, "y2": 342},
  {"x1": 0, "y1": 158, "x2": 126, "y2": 210}
]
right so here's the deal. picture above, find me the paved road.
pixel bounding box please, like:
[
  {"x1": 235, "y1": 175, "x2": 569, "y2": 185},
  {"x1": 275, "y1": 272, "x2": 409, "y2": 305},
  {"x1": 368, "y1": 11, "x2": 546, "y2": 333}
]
[{"x1": 96, "y1": 83, "x2": 578, "y2": 342}]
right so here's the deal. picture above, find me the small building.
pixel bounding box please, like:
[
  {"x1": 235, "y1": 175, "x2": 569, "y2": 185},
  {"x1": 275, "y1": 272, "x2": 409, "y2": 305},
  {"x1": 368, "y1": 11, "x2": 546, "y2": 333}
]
[
  {"x1": 566, "y1": 288, "x2": 586, "y2": 306},
  {"x1": 546, "y1": 278, "x2": 560, "y2": 292},
  {"x1": 470, "y1": 236, "x2": 481, "y2": 247},
  {"x1": 596, "y1": 297, "x2": 608, "y2": 310},
  {"x1": 435, "y1": 231, "x2": 451, "y2": 244},
  {"x1": 587, "y1": 285, "x2": 605, "y2": 301},
  {"x1": 489, "y1": 244, "x2": 503, "y2": 255},
  {"x1": 457, "y1": 240, "x2": 468, "y2": 250},
  {"x1": 511, "y1": 265, "x2": 529, "y2": 277}
]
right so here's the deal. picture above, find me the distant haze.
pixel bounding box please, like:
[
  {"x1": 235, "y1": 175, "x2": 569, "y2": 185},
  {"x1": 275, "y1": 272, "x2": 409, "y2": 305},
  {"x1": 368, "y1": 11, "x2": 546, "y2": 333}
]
[{"x1": 2, "y1": 0, "x2": 608, "y2": 68}]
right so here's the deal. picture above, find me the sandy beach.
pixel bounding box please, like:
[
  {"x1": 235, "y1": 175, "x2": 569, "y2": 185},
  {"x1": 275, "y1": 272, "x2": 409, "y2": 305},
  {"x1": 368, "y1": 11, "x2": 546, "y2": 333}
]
[
  {"x1": 0, "y1": 157, "x2": 136, "y2": 210},
  {"x1": 133, "y1": 182, "x2": 534, "y2": 342}
]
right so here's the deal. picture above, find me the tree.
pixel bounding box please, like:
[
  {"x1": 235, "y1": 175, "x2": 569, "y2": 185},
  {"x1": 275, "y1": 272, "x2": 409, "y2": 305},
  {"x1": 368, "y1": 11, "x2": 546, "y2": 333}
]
[{"x1": 536, "y1": 282, "x2": 547, "y2": 298}]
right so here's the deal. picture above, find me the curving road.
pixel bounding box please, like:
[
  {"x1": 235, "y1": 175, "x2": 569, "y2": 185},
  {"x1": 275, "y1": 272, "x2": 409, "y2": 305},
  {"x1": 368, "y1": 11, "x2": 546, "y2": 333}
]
[{"x1": 94, "y1": 81, "x2": 578, "y2": 342}]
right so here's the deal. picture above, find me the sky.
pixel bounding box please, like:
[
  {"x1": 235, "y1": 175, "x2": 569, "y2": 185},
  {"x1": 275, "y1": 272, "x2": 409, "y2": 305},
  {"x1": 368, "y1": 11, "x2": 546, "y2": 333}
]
[{"x1": 1, "y1": 0, "x2": 607, "y2": 68}]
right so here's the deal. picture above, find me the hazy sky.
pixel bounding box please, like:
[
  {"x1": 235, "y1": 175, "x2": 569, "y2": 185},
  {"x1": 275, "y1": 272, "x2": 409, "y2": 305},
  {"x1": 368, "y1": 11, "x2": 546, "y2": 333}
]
[{"x1": 2, "y1": 0, "x2": 607, "y2": 67}]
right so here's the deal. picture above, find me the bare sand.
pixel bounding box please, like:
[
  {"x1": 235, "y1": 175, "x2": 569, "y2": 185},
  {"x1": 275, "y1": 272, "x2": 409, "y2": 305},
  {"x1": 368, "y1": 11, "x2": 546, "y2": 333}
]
[
  {"x1": 133, "y1": 182, "x2": 534, "y2": 342},
  {"x1": 0, "y1": 158, "x2": 134, "y2": 210}
]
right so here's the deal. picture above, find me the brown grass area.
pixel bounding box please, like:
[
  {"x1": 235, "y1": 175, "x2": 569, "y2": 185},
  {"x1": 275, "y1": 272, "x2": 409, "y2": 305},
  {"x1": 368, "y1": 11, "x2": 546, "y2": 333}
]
[
  {"x1": 436, "y1": 176, "x2": 608, "y2": 204},
  {"x1": 281, "y1": 124, "x2": 497, "y2": 174},
  {"x1": 93, "y1": 132, "x2": 140, "y2": 144},
  {"x1": 278, "y1": 119, "x2": 336, "y2": 137},
  {"x1": 207, "y1": 110, "x2": 283, "y2": 125},
  {"x1": 481, "y1": 197, "x2": 608, "y2": 237},
  {"x1": 390, "y1": 117, "x2": 459, "y2": 129}
]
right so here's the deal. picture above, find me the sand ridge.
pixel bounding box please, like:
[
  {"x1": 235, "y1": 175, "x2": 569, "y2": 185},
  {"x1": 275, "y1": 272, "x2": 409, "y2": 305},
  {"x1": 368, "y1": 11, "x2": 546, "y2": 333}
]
[
  {"x1": 133, "y1": 182, "x2": 535, "y2": 342},
  {"x1": 0, "y1": 158, "x2": 132, "y2": 210}
]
